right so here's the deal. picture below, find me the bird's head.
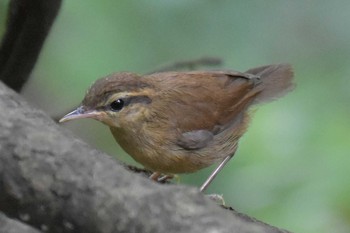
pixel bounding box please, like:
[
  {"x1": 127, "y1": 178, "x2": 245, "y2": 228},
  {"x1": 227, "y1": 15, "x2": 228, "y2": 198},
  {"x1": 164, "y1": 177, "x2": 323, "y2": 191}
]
[{"x1": 59, "y1": 72, "x2": 153, "y2": 128}]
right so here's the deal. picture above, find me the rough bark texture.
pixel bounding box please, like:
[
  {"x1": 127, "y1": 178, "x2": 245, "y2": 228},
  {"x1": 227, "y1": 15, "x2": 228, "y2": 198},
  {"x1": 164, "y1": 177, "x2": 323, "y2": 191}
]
[
  {"x1": 0, "y1": 212, "x2": 42, "y2": 233},
  {"x1": 0, "y1": 82, "x2": 292, "y2": 233}
]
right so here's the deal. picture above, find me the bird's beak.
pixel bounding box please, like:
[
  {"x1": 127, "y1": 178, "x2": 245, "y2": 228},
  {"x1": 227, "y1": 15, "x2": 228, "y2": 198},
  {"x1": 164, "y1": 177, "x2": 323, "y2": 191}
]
[{"x1": 59, "y1": 106, "x2": 102, "y2": 123}]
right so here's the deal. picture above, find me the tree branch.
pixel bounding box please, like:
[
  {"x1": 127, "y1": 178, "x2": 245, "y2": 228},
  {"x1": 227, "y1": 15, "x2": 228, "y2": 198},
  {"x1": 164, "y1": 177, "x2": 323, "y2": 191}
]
[
  {"x1": 0, "y1": 0, "x2": 62, "y2": 92},
  {"x1": 0, "y1": 212, "x2": 42, "y2": 233},
  {"x1": 0, "y1": 81, "x2": 291, "y2": 233}
]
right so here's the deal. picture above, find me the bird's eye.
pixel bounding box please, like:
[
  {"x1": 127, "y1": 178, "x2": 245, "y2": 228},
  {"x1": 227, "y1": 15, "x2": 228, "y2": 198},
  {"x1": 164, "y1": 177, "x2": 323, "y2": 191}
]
[{"x1": 109, "y1": 99, "x2": 124, "y2": 111}]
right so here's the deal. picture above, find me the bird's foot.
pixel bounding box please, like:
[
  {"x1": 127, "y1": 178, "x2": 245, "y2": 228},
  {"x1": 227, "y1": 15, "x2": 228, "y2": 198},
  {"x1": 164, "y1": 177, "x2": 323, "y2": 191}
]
[
  {"x1": 206, "y1": 194, "x2": 226, "y2": 206},
  {"x1": 149, "y1": 172, "x2": 175, "y2": 183}
]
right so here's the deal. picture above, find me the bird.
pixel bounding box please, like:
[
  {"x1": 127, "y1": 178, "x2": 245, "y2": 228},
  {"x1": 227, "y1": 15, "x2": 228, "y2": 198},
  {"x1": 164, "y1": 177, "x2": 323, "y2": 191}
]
[{"x1": 59, "y1": 63, "x2": 294, "y2": 192}]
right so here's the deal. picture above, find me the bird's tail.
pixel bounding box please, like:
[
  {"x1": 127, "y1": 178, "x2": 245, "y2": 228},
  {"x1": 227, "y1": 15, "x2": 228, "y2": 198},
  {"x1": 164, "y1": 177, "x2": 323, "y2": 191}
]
[{"x1": 246, "y1": 64, "x2": 295, "y2": 104}]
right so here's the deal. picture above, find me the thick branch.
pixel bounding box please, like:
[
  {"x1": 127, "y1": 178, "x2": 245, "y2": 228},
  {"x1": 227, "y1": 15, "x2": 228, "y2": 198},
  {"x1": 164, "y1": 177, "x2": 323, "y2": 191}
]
[
  {"x1": 0, "y1": 0, "x2": 62, "y2": 92},
  {"x1": 0, "y1": 82, "x2": 291, "y2": 233}
]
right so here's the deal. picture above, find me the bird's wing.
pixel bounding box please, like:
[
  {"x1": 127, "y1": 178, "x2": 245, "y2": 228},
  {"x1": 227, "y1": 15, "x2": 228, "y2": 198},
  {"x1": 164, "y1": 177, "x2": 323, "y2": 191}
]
[
  {"x1": 176, "y1": 129, "x2": 214, "y2": 150},
  {"x1": 150, "y1": 71, "x2": 262, "y2": 149}
]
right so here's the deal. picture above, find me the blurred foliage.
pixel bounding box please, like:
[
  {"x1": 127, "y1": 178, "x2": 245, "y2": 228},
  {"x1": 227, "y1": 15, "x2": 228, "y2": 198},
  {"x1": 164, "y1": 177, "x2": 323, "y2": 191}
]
[{"x1": 1, "y1": 1, "x2": 350, "y2": 232}]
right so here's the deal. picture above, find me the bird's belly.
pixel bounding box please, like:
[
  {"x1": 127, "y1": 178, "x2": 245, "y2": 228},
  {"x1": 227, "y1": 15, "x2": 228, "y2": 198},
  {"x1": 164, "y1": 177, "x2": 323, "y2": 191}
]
[
  {"x1": 110, "y1": 126, "x2": 238, "y2": 174},
  {"x1": 127, "y1": 147, "x2": 218, "y2": 174}
]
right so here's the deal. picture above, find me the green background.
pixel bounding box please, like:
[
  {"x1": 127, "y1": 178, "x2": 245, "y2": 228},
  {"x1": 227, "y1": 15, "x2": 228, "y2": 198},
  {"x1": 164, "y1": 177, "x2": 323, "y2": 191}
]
[{"x1": 1, "y1": 1, "x2": 349, "y2": 232}]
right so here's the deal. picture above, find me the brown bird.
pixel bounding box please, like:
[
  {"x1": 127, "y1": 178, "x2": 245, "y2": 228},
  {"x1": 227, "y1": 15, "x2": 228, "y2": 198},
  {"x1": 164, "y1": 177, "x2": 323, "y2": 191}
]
[{"x1": 60, "y1": 64, "x2": 294, "y2": 192}]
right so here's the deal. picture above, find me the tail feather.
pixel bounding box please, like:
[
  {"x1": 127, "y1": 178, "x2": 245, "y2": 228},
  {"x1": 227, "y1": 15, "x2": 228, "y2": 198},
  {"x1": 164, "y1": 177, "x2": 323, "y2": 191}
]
[{"x1": 245, "y1": 64, "x2": 295, "y2": 104}]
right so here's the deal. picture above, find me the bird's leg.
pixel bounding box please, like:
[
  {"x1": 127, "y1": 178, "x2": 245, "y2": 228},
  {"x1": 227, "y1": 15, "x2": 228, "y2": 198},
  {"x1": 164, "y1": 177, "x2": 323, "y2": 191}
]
[
  {"x1": 157, "y1": 174, "x2": 174, "y2": 182},
  {"x1": 200, "y1": 152, "x2": 236, "y2": 193}
]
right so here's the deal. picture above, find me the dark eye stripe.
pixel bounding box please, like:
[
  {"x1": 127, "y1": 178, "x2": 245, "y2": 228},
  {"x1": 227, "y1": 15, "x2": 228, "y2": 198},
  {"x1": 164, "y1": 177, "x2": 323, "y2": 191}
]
[
  {"x1": 127, "y1": 95, "x2": 152, "y2": 105},
  {"x1": 107, "y1": 95, "x2": 151, "y2": 112}
]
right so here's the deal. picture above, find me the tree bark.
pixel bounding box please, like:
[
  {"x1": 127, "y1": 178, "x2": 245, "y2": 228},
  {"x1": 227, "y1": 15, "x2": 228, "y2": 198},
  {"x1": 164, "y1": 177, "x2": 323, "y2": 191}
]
[{"x1": 0, "y1": 212, "x2": 42, "y2": 233}]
